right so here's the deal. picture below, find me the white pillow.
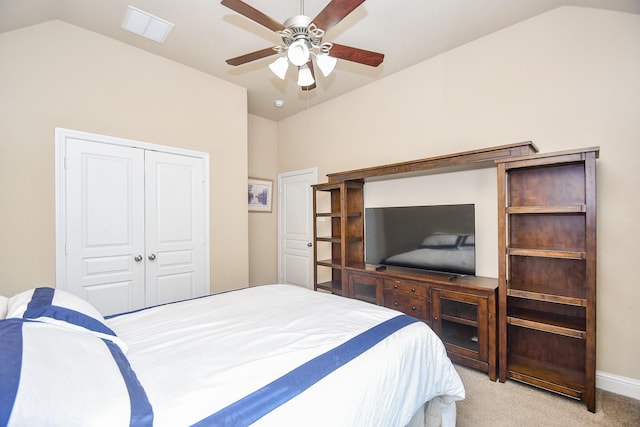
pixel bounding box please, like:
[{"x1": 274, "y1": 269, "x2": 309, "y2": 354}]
[
  {"x1": 0, "y1": 319, "x2": 153, "y2": 426},
  {"x1": 6, "y1": 287, "x2": 127, "y2": 352},
  {"x1": 0, "y1": 295, "x2": 7, "y2": 319},
  {"x1": 420, "y1": 233, "x2": 462, "y2": 248}
]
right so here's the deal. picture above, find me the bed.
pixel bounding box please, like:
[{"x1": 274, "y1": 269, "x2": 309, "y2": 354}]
[{"x1": 0, "y1": 284, "x2": 465, "y2": 426}]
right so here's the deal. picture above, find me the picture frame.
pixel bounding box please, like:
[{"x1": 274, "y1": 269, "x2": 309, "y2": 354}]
[{"x1": 248, "y1": 177, "x2": 273, "y2": 212}]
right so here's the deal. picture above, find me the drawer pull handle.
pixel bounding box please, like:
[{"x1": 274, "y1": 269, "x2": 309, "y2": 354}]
[
  {"x1": 411, "y1": 287, "x2": 416, "y2": 293},
  {"x1": 393, "y1": 284, "x2": 399, "y2": 289},
  {"x1": 411, "y1": 306, "x2": 417, "y2": 311},
  {"x1": 394, "y1": 302, "x2": 399, "y2": 306}
]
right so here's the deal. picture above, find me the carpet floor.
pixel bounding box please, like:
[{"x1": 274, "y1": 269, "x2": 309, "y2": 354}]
[{"x1": 453, "y1": 364, "x2": 640, "y2": 426}]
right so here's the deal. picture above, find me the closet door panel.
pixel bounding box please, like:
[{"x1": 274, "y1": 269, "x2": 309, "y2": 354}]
[
  {"x1": 145, "y1": 151, "x2": 206, "y2": 306},
  {"x1": 65, "y1": 139, "x2": 145, "y2": 315}
]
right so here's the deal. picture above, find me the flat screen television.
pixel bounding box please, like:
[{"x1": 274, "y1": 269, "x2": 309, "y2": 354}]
[{"x1": 365, "y1": 204, "x2": 475, "y2": 276}]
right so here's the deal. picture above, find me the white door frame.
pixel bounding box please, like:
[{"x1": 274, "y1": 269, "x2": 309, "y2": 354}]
[
  {"x1": 54, "y1": 127, "x2": 211, "y2": 292},
  {"x1": 277, "y1": 167, "x2": 317, "y2": 286}
]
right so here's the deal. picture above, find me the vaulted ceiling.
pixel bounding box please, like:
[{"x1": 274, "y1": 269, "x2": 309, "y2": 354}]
[{"x1": 1, "y1": 0, "x2": 639, "y2": 120}]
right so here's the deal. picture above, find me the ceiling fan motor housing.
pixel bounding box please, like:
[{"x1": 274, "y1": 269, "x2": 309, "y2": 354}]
[{"x1": 281, "y1": 15, "x2": 324, "y2": 49}]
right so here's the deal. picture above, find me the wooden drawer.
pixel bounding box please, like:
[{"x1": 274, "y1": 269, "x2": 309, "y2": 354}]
[
  {"x1": 383, "y1": 279, "x2": 429, "y2": 299},
  {"x1": 383, "y1": 292, "x2": 429, "y2": 320}
]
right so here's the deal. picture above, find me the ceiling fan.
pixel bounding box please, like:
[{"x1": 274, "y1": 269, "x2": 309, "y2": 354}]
[{"x1": 221, "y1": 0, "x2": 384, "y2": 91}]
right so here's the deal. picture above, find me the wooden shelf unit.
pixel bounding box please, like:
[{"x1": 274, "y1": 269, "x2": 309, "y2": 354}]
[
  {"x1": 496, "y1": 147, "x2": 599, "y2": 412},
  {"x1": 312, "y1": 181, "x2": 364, "y2": 296}
]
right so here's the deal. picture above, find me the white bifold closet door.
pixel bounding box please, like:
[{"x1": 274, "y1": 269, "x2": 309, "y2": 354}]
[{"x1": 64, "y1": 139, "x2": 206, "y2": 315}]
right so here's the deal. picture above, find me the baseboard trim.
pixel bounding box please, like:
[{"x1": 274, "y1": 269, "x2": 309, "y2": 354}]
[{"x1": 596, "y1": 370, "x2": 640, "y2": 400}]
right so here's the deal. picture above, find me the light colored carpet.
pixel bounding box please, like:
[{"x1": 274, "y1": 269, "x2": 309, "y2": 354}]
[{"x1": 453, "y1": 364, "x2": 640, "y2": 426}]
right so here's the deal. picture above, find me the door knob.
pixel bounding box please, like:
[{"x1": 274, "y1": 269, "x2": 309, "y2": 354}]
[
  {"x1": 307, "y1": 242, "x2": 313, "y2": 247},
  {"x1": 134, "y1": 255, "x2": 143, "y2": 262},
  {"x1": 148, "y1": 253, "x2": 156, "y2": 261}
]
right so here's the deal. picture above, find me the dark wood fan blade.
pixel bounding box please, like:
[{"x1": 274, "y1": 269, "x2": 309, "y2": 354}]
[
  {"x1": 313, "y1": 0, "x2": 365, "y2": 32},
  {"x1": 221, "y1": 0, "x2": 285, "y2": 32},
  {"x1": 330, "y1": 43, "x2": 384, "y2": 67},
  {"x1": 301, "y1": 62, "x2": 317, "y2": 91},
  {"x1": 226, "y1": 47, "x2": 278, "y2": 66}
]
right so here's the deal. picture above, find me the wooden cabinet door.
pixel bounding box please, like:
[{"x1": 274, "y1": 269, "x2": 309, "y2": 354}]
[
  {"x1": 432, "y1": 289, "x2": 488, "y2": 363},
  {"x1": 347, "y1": 271, "x2": 382, "y2": 305}
]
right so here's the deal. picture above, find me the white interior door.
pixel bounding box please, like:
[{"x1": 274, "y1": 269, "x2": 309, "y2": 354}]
[
  {"x1": 278, "y1": 168, "x2": 317, "y2": 289},
  {"x1": 145, "y1": 151, "x2": 207, "y2": 306},
  {"x1": 65, "y1": 139, "x2": 146, "y2": 315}
]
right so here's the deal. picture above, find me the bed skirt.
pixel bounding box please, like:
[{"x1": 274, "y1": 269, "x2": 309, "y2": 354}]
[{"x1": 407, "y1": 396, "x2": 457, "y2": 427}]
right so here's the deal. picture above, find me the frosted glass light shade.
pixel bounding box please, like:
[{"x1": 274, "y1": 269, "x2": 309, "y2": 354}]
[
  {"x1": 297, "y1": 64, "x2": 315, "y2": 86},
  {"x1": 269, "y1": 57, "x2": 289, "y2": 79},
  {"x1": 316, "y1": 54, "x2": 337, "y2": 77},
  {"x1": 287, "y1": 40, "x2": 310, "y2": 66}
]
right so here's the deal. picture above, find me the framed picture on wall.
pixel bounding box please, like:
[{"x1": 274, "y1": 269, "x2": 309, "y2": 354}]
[{"x1": 248, "y1": 177, "x2": 273, "y2": 212}]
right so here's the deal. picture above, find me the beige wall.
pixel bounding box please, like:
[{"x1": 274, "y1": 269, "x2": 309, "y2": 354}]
[
  {"x1": 248, "y1": 114, "x2": 279, "y2": 285},
  {"x1": 0, "y1": 20, "x2": 249, "y2": 296},
  {"x1": 277, "y1": 7, "x2": 640, "y2": 381}
]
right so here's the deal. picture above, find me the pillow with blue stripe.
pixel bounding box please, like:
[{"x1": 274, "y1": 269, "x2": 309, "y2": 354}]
[
  {"x1": 0, "y1": 319, "x2": 153, "y2": 426},
  {"x1": 6, "y1": 287, "x2": 127, "y2": 353}
]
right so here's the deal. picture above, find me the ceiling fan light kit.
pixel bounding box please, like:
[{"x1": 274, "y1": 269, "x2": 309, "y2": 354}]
[
  {"x1": 269, "y1": 57, "x2": 289, "y2": 79},
  {"x1": 297, "y1": 64, "x2": 315, "y2": 86},
  {"x1": 316, "y1": 53, "x2": 337, "y2": 77},
  {"x1": 221, "y1": 0, "x2": 384, "y2": 91},
  {"x1": 287, "y1": 39, "x2": 311, "y2": 67}
]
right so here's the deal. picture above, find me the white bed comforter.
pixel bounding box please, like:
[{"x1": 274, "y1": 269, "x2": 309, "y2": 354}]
[{"x1": 107, "y1": 284, "x2": 465, "y2": 427}]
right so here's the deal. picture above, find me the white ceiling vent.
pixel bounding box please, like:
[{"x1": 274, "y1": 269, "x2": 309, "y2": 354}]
[{"x1": 122, "y1": 5, "x2": 174, "y2": 43}]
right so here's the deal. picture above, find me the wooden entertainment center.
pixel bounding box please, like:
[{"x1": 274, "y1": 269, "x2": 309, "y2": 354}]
[{"x1": 312, "y1": 142, "x2": 598, "y2": 411}]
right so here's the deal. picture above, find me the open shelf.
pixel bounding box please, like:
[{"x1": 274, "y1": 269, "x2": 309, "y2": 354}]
[
  {"x1": 316, "y1": 259, "x2": 343, "y2": 269},
  {"x1": 316, "y1": 280, "x2": 343, "y2": 295},
  {"x1": 506, "y1": 162, "x2": 586, "y2": 207},
  {"x1": 508, "y1": 248, "x2": 586, "y2": 259},
  {"x1": 509, "y1": 213, "x2": 586, "y2": 253},
  {"x1": 316, "y1": 236, "x2": 341, "y2": 243},
  {"x1": 507, "y1": 289, "x2": 586, "y2": 306},
  {"x1": 507, "y1": 205, "x2": 586, "y2": 214},
  {"x1": 508, "y1": 354, "x2": 585, "y2": 399},
  {"x1": 507, "y1": 316, "x2": 585, "y2": 339},
  {"x1": 507, "y1": 297, "x2": 586, "y2": 331},
  {"x1": 507, "y1": 324, "x2": 586, "y2": 380},
  {"x1": 315, "y1": 212, "x2": 342, "y2": 218},
  {"x1": 508, "y1": 255, "x2": 587, "y2": 300}
]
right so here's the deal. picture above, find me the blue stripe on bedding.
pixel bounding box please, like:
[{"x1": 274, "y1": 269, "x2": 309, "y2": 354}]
[
  {"x1": 0, "y1": 320, "x2": 23, "y2": 426},
  {"x1": 24, "y1": 287, "x2": 116, "y2": 337},
  {"x1": 25, "y1": 286, "x2": 55, "y2": 311},
  {"x1": 192, "y1": 314, "x2": 419, "y2": 427},
  {"x1": 104, "y1": 340, "x2": 154, "y2": 426}
]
